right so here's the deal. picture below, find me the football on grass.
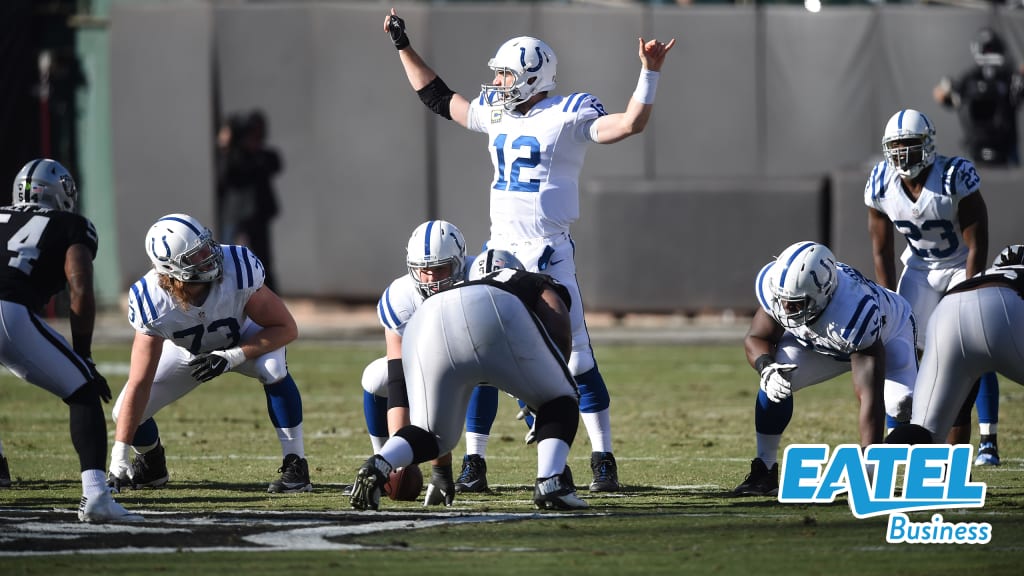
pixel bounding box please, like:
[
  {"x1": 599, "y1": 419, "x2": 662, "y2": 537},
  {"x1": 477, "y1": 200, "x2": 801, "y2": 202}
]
[{"x1": 385, "y1": 465, "x2": 424, "y2": 501}]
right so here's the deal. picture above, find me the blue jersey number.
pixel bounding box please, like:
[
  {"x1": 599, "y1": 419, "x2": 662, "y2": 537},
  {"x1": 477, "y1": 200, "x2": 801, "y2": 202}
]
[
  {"x1": 173, "y1": 318, "x2": 242, "y2": 354},
  {"x1": 492, "y1": 134, "x2": 541, "y2": 192},
  {"x1": 893, "y1": 219, "x2": 959, "y2": 259}
]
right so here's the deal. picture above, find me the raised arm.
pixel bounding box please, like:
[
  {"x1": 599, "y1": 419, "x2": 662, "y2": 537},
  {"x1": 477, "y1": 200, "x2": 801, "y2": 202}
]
[
  {"x1": 384, "y1": 8, "x2": 471, "y2": 127},
  {"x1": 591, "y1": 36, "x2": 676, "y2": 144}
]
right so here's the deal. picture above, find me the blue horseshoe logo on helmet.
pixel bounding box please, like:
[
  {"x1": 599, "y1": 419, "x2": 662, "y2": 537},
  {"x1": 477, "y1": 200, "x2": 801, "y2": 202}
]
[
  {"x1": 520, "y1": 46, "x2": 544, "y2": 73},
  {"x1": 150, "y1": 235, "x2": 173, "y2": 262}
]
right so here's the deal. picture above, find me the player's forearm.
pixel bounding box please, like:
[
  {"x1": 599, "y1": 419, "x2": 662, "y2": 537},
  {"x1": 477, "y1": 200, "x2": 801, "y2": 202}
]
[
  {"x1": 114, "y1": 385, "x2": 150, "y2": 443},
  {"x1": 67, "y1": 287, "x2": 96, "y2": 358},
  {"x1": 398, "y1": 46, "x2": 439, "y2": 92}
]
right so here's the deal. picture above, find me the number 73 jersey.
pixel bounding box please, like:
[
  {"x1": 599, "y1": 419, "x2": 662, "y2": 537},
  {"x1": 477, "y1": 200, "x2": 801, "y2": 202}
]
[
  {"x1": 864, "y1": 154, "x2": 981, "y2": 271},
  {"x1": 127, "y1": 245, "x2": 265, "y2": 355},
  {"x1": 467, "y1": 92, "x2": 607, "y2": 240}
]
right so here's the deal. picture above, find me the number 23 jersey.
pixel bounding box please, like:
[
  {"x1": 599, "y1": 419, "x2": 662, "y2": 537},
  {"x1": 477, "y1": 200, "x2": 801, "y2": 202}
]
[
  {"x1": 126, "y1": 245, "x2": 264, "y2": 354},
  {"x1": 864, "y1": 155, "x2": 981, "y2": 271},
  {"x1": 466, "y1": 92, "x2": 607, "y2": 241}
]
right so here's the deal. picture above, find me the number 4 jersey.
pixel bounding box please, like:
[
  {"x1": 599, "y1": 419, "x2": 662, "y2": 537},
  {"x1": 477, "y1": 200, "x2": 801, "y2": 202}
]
[
  {"x1": 127, "y1": 245, "x2": 264, "y2": 354},
  {"x1": 863, "y1": 155, "x2": 981, "y2": 272},
  {"x1": 467, "y1": 92, "x2": 607, "y2": 241},
  {"x1": 0, "y1": 205, "x2": 98, "y2": 310}
]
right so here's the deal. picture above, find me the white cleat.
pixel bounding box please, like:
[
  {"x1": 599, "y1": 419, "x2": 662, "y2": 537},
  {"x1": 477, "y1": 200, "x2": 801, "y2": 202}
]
[{"x1": 77, "y1": 490, "x2": 144, "y2": 523}]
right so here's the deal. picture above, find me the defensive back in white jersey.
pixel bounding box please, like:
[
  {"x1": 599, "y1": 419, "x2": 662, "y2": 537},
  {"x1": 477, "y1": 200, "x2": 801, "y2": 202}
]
[{"x1": 864, "y1": 154, "x2": 981, "y2": 271}]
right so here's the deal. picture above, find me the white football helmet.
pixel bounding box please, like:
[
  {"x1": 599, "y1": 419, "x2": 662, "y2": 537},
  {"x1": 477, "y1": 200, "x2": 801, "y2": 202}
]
[
  {"x1": 468, "y1": 248, "x2": 524, "y2": 281},
  {"x1": 12, "y1": 158, "x2": 78, "y2": 212},
  {"x1": 768, "y1": 241, "x2": 837, "y2": 329},
  {"x1": 882, "y1": 109, "x2": 936, "y2": 179},
  {"x1": 145, "y1": 214, "x2": 223, "y2": 282},
  {"x1": 482, "y1": 36, "x2": 557, "y2": 111},
  {"x1": 406, "y1": 220, "x2": 466, "y2": 298}
]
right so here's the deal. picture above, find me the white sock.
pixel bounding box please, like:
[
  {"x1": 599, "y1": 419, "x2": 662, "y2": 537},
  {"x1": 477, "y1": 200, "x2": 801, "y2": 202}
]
[
  {"x1": 378, "y1": 437, "x2": 414, "y2": 470},
  {"x1": 536, "y1": 438, "x2": 570, "y2": 479},
  {"x1": 82, "y1": 469, "x2": 107, "y2": 498},
  {"x1": 465, "y1": 432, "x2": 489, "y2": 458},
  {"x1": 756, "y1": 433, "x2": 782, "y2": 468},
  {"x1": 276, "y1": 423, "x2": 305, "y2": 458},
  {"x1": 979, "y1": 423, "x2": 997, "y2": 436},
  {"x1": 581, "y1": 409, "x2": 613, "y2": 453},
  {"x1": 370, "y1": 435, "x2": 387, "y2": 454}
]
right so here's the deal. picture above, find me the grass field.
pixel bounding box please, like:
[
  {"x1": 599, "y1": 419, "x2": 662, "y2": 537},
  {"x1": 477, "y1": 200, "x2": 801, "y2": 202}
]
[{"x1": 1, "y1": 341, "x2": 1022, "y2": 575}]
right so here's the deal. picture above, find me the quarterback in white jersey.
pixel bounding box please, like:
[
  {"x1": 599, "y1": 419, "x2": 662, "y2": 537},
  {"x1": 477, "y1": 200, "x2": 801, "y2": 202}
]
[
  {"x1": 733, "y1": 241, "x2": 917, "y2": 497},
  {"x1": 865, "y1": 108, "x2": 999, "y2": 465},
  {"x1": 383, "y1": 8, "x2": 674, "y2": 492},
  {"x1": 108, "y1": 214, "x2": 311, "y2": 494}
]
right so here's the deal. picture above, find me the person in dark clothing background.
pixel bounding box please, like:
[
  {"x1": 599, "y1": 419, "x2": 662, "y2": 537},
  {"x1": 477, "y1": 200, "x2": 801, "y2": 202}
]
[
  {"x1": 934, "y1": 27, "x2": 1024, "y2": 166},
  {"x1": 217, "y1": 109, "x2": 282, "y2": 291}
]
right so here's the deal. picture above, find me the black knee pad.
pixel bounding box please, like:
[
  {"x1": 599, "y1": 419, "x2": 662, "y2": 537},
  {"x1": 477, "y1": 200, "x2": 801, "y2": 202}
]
[
  {"x1": 534, "y1": 396, "x2": 580, "y2": 445},
  {"x1": 394, "y1": 425, "x2": 440, "y2": 463}
]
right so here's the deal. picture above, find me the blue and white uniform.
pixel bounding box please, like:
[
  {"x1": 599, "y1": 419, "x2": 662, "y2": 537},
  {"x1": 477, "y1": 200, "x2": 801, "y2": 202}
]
[
  {"x1": 113, "y1": 246, "x2": 290, "y2": 421},
  {"x1": 467, "y1": 92, "x2": 606, "y2": 376},
  {"x1": 756, "y1": 261, "x2": 918, "y2": 421},
  {"x1": 864, "y1": 154, "x2": 981, "y2": 346}
]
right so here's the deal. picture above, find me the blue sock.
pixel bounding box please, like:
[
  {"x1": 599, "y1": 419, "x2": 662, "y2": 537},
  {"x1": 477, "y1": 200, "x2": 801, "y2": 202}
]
[
  {"x1": 265, "y1": 373, "x2": 303, "y2": 428},
  {"x1": 975, "y1": 372, "x2": 999, "y2": 425},
  {"x1": 754, "y1": 390, "x2": 793, "y2": 435},
  {"x1": 131, "y1": 417, "x2": 160, "y2": 446},
  {"x1": 517, "y1": 398, "x2": 535, "y2": 429},
  {"x1": 466, "y1": 386, "x2": 499, "y2": 434},
  {"x1": 576, "y1": 366, "x2": 610, "y2": 413},
  {"x1": 363, "y1": 391, "x2": 388, "y2": 438}
]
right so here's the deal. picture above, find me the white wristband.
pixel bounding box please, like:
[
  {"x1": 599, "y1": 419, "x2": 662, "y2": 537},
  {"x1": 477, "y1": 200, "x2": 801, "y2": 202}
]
[{"x1": 632, "y1": 69, "x2": 660, "y2": 105}]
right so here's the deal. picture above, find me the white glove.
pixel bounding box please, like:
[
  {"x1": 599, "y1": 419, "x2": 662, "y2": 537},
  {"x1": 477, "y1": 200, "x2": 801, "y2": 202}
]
[
  {"x1": 108, "y1": 441, "x2": 134, "y2": 490},
  {"x1": 759, "y1": 363, "x2": 797, "y2": 403}
]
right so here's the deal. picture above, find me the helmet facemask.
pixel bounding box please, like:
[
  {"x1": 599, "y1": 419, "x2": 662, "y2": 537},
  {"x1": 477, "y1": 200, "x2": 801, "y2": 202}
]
[
  {"x1": 769, "y1": 241, "x2": 837, "y2": 329},
  {"x1": 146, "y1": 215, "x2": 223, "y2": 283},
  {"x1": 405, "y1": 220, "x2": 467, "y2": 299},
  {"x1": 408, "y1": 259, "x2": 460, "y2": 299},
  {"x1": 881, "y1": 110, "x2": 936, "y2": 180}
]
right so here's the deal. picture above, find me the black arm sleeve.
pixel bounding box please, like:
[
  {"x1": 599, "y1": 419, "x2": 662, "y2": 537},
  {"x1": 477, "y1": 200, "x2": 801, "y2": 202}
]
[
  {"x1": 417, "y1": 76, "x2": 455, "y2": 120},
  {"x1": 386, "y1": 358, "x2": 409, "y2": 410}
]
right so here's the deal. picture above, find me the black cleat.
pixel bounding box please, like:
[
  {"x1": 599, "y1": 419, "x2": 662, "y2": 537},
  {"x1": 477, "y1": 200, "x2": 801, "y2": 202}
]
[
  {"x1": 131, "y1": 442, "x2": 169, "y2": 489},
  {"x1": 534, "y1": 468, "x2": 588, "y2": 510},
  {"x1": 733, "y1": 458, "x2": 779, "y2": 496},
  {"x1": 454, "y1": 454, "x2": 489, "y2": 493},
  {"x1": 589, "y1": 451, "x2": 620, "y2": 492},
  {"x1": 350, "y1": 455, "x2": 391, "y2": 511},
  {"x1": 268, "y1": 453, "x2": 313, "y2": 493}
]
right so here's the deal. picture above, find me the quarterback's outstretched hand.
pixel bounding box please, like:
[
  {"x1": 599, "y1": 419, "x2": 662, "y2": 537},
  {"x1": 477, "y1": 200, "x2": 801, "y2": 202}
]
[
  {"x1": 759, "y1": 362, "x2": 797, "y2": 403},
  {"x1": 638, "y1": 37, "x2": 675, "y2": 72},
  {"x1": 384, "y1": 8, "x2": 409, "y2": 50}
]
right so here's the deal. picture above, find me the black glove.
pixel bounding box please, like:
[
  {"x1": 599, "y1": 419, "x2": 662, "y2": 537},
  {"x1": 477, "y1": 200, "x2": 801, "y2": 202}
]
[
  {"x1": 387, "y1": 13, "x2": 410, "y2": 50},
  {"x1": 188, "y1": 353, "x2": 231, "y2": 383},
  {"x1": 994, "y1": 244, "x2": 1024, "y2": 268},
  {"x1": 85, "y1": 358, "x2": 111, "y2": 403}
]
